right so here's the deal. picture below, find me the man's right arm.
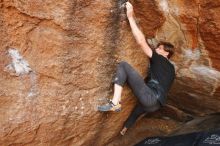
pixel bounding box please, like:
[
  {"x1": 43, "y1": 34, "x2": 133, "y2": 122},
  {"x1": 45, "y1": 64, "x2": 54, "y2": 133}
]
[{"x1": 126, "y1": 2, "x2": 152, "y2": 58}]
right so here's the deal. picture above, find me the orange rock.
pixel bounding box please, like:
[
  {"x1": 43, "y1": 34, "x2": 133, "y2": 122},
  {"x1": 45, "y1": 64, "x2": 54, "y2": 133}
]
[{"x1": 1, "y1": 0, "x2": 220, "y2": 146}]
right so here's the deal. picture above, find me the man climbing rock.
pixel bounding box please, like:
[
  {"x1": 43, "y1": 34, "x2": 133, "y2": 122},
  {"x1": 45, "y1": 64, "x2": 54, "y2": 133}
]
[{"x1": 98, "y1": 2, "x2": 175, "y2": 135}]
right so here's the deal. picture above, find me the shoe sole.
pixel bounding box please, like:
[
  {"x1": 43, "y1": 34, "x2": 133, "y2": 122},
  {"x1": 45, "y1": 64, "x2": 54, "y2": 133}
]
[
  {"x1": 110, "y1": 104, "x2": 121, "y2": 112},
  {"x1": 98, "y1": 108, "x2": 121, "y2": 112},
  {"x1": 98, "y1": 107, "x2": 121, "y2": 112},
  {"x1": 113, "y1": 108, "x2": 121, "y2": 112}
]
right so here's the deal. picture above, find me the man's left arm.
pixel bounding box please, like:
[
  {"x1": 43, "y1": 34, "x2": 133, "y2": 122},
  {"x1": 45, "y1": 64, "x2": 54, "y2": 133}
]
[{"x1": 126, "y1": 2, "x2": 153, "y2": 58}]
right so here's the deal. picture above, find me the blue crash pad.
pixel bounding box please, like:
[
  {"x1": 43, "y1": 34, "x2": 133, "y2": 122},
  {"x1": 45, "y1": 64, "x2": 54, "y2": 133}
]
[{"x1": 135, "y1": 130, "x2": 220, "y2": 146}]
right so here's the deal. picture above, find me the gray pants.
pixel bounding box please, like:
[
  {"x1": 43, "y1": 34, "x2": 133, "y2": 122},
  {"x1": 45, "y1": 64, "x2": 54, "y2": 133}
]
[{"x1": 113, "y1": 62, "x2": 161, "y2": 128}]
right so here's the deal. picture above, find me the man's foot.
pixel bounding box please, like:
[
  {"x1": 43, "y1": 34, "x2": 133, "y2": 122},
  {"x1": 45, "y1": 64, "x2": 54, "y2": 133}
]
[
  {"x1": 120, "y1": 127, "x2": 128, "y2": 136},
  {"x1": 106, "y1": 98, "x2": 121, "y2": 104},
  {"x1": 98, "y1": 100, "x2": 121, "y2": 112}
]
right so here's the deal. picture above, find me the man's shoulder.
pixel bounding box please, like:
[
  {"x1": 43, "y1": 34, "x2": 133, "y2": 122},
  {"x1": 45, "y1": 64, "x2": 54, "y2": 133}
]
[{"x1": 150, "y1": 51, "x2": 159, "y2": 60}]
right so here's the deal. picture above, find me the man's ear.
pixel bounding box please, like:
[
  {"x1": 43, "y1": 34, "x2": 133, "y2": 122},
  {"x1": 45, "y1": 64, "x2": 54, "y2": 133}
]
[{"x1": 164, "y1": 51, "x2": 169, "y2": 57}]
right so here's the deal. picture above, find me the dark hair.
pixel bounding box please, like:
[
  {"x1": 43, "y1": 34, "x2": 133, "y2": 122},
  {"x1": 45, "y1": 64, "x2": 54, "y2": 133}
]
[{"x1": 157, "y1": 41, "x2": 174, "y2": 59}]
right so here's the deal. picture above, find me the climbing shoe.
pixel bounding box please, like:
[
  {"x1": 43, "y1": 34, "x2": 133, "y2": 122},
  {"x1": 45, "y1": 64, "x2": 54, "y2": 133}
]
[{"x1": 98, "y1": 100, "x2": 121, "y2": 112}]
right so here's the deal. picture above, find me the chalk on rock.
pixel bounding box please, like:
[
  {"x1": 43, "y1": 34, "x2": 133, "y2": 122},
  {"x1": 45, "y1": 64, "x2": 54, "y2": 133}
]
[{"x1": 5, "y1": 48, "x2": 32, "y2": 76}]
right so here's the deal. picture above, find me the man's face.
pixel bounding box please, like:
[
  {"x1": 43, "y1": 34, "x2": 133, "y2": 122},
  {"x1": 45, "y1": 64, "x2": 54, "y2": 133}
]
[{"x1": 155, "y1": 45, "x2": 168, "y2": 57}]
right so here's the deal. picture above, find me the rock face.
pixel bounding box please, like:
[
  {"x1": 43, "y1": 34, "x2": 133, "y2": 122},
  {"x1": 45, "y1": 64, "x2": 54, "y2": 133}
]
[
  {"x1": 0, "y1": 0, "x2": 220, "y2": 146},
  {"x1": 155, "y1": 0, "x2": 220, "y2": 116}
]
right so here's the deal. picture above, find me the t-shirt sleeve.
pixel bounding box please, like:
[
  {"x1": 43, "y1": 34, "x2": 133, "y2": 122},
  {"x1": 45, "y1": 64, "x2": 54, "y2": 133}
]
[{"x1": 150, "y1": 51, "x2": 159, "y2": 62}]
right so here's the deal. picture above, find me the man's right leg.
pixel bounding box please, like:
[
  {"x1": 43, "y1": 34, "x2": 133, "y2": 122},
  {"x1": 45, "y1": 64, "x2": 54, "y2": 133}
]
[
  {"x1": 112, "y1": 84, "x2": 123, "y2": 105},
  {"x1": 98, "y1": 61, "x2": 134, "y2": 112},
  {"x1": 115, "y1": 62, "x2": 160, "y2": 108},
  {"x1": 111, "y1": 61, "x2": 144, "y2": 105},
  {"x1": 98, "y1": 61, "x2": 157, "y2": 112}
]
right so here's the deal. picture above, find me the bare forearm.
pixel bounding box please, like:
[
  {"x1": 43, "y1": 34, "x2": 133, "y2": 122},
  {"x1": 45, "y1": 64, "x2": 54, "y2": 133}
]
[
  {"x1": 125, "y1": 2, "x2": 152, "y2": 57},
  {"x1": 128, "y1": 17, "x2": 145, "y2": 45}
]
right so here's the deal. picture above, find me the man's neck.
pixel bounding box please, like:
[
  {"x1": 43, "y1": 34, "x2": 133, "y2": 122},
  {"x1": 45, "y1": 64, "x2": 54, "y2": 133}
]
[{"x1": 156, "y1": 52, "x2": 169, "y2": 60}]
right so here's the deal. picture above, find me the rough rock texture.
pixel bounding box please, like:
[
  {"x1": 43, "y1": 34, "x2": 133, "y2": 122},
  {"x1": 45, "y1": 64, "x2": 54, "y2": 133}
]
[
  {"x1": 155, "y1": 0, "x2": 220, "y2": 116},
  {"x1": 0, "y1": 0, "x2": 220, "y2": 146}
]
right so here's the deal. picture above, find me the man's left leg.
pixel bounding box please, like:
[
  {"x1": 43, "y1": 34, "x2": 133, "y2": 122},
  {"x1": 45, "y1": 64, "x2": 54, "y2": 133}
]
[{"x1": 120, "y1": 103, "x2": 145, "y2": 135}]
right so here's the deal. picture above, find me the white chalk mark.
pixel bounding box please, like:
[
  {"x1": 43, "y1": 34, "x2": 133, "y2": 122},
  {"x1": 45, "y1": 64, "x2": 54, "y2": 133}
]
[
  {"x1": 183, "y1": 49, "x2": 201, "y2": 60},
  {"x1": 191, "y1": 65, "x2": 220, "y2": 95},
  {"x1": 157, "y1": 0, "x2": 180, "y2": 15},
  {"x1": 159, "y1": 0, "x2": 169, "y2": 13},
  {"x1": 27, "y1": 71, "x2": 38, "y2": 97},
  {"x1": 5, "y1": 49, "x2": 32, "y2": 76},
  {"x1": 191, "y1": 65, "x2": 220, "y2": 79}
]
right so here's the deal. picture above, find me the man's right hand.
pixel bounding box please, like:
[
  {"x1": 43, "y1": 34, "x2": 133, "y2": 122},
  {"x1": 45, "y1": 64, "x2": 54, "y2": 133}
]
[{"x1": 125, "y1": 2, "x2": 134, "y2": 19}]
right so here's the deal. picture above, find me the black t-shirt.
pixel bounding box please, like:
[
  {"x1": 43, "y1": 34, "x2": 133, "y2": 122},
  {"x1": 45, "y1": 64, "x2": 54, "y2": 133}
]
[{"x1": 148, "y1": 51, "x2": 175, "y2": 97}]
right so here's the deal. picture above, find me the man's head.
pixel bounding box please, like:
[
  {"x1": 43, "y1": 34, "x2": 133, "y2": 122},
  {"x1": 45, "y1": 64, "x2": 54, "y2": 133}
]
[{"x1": 155, "y1": 41, "x2": 174, "y2": 59}]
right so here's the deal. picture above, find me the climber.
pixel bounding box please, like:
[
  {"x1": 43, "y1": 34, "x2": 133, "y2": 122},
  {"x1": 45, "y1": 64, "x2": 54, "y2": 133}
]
[{"x1": 98, "y1": 2, "x2": 175, "y2": 136}]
